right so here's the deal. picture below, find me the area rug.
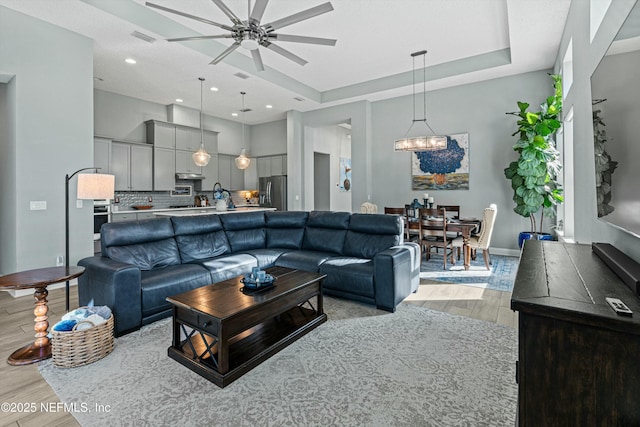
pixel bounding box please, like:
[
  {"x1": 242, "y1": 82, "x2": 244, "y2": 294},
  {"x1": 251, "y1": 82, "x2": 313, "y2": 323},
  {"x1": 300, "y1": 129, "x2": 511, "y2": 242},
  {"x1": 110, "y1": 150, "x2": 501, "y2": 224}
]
[
  {"x1": 421, "y1": 254, "x2": 519, "y2": 292},
  {"x1": 39, "y1": 297, "x2": 517, "y2": 427}
]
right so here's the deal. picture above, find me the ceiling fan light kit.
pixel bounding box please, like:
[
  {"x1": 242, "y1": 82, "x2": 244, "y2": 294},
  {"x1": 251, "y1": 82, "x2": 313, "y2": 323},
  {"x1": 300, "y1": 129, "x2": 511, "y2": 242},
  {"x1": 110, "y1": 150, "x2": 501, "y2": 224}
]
[
  {"x1": 145, "y1": 0, "x2": 337, "y2": 72},
  {"x1": 394, "y1": 50, "x2": 448, "y2": 152}
]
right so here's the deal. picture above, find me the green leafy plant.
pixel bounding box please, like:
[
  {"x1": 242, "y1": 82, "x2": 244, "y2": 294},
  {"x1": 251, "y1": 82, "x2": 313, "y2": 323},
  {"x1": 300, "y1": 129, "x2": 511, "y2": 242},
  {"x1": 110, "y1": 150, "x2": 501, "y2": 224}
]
[{"x1": 504, "y1": 74, "x2": 564, "y2": 234}]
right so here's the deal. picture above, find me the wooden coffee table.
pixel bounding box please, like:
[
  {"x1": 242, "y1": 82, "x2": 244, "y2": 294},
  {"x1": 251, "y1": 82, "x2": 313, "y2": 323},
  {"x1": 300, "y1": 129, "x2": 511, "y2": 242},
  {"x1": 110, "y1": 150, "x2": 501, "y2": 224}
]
[{"x1": 166, "y1": 266, "x2": 327, "y2": 387}]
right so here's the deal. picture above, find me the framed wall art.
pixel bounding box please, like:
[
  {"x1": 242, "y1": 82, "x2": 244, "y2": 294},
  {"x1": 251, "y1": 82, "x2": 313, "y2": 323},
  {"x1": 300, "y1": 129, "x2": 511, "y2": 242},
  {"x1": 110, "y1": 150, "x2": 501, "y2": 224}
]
[{"x1": 411, "y1": 132, "x2": 469, "y2": 190}]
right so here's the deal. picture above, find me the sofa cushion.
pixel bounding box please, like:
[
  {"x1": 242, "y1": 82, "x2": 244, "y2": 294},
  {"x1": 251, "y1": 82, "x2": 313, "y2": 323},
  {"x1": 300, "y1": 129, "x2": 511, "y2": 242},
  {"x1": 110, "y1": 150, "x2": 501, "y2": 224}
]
[
  {"x1": 302, "y1": 211, "x2": 351, "y2": 254},
  {"x1": 241, "y1": 248, "x2": 289, "y2": 269},
  {"x1": 275, "y1": 250, "x2": 334, "y2": 272},
  {"x1": 319, "y1": 257, "x2": 375, "y2": 298},
  {"x1": 170, "y1": 216, "x2": 230, "y2": 263},
  {"x1": 343, "y1": 214, "x2": 402, "y2": 259},
  {"x1": 265, "y1": 211, "x2": 308, "y2": 249},
  {"x1": 140, "y1": 264, "x2": 211, "y2": 317},
  {"x1": 193, "y1": 253, "x2": 258, "y2": 284},
  {"x1": 220, "y1": 211, "x2": 267, "y2": 252},
  {"x1": 101, "y1": 218, "x2": 181, "y2": 270}
]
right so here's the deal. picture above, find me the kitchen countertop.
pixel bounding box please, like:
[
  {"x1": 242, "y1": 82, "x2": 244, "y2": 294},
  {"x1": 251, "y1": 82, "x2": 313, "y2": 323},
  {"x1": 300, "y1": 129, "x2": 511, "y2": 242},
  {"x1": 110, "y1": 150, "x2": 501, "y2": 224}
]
[
  {"x1": 111, "y1": 204, "x2": 262, "y2": 214},
  {"x1": 153, "y1": 207, "x2": 276, "y2": 217}
]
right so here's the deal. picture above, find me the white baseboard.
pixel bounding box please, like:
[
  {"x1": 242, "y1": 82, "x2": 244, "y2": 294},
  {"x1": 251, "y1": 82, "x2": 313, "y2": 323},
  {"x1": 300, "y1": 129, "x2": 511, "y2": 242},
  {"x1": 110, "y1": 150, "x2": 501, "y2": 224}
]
[
  {"x1": 492, "y1": 247, "x2": 521, "y2": 257},
  {"x1": 7, "y1": 279, "x2": 77, "y2": 298}
]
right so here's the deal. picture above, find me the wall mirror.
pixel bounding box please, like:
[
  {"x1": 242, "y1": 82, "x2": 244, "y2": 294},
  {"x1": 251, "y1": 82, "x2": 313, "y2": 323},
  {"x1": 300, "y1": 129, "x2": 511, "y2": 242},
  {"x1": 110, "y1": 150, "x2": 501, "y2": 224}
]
[{"x1": 591, "y1": 2, "x2": 640, "y2": 238}]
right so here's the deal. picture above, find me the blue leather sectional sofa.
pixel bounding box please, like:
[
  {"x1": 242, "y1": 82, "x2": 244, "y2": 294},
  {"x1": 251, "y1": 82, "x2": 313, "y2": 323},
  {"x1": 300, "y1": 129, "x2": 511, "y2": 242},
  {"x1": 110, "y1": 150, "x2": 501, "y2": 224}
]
[{"x1": 78, "y1": 210, "x2": 420, "y2": 336}]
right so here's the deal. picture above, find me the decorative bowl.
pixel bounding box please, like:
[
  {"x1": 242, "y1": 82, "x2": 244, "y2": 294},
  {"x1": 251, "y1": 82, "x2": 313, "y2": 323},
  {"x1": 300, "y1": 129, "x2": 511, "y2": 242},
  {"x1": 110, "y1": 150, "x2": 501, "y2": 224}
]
[{"x1": 132, "y1": 205, "x2": 153, "y2": 210}]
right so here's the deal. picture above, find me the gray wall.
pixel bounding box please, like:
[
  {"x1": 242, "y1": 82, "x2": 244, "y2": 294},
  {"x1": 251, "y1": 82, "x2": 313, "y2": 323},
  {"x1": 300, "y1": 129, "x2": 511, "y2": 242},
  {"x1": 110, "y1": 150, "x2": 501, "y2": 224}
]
[
  {"x1": 556, "y1": 0, "x2": 640, "y2": 261},
  {"x1": 0, "y1": 6, "x2": 94, "y2": 272},
  {"x1": 371, "y1": 71, "x2": 553, "y2": 252}
]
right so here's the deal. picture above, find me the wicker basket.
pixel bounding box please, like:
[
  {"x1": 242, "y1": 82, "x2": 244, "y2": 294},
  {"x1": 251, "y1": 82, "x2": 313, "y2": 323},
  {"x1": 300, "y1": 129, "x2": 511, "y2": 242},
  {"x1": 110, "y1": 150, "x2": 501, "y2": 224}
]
[{"x1": 51, "y1": 313, "x2": 114, "y2": 368}]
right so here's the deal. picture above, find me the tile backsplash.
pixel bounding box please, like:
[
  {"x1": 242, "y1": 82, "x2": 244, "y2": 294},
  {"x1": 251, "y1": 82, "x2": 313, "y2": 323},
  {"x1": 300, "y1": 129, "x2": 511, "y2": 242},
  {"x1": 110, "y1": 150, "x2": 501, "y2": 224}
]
[{"x1": 113, "y1": 190, "x2": 258, "y2": 209}]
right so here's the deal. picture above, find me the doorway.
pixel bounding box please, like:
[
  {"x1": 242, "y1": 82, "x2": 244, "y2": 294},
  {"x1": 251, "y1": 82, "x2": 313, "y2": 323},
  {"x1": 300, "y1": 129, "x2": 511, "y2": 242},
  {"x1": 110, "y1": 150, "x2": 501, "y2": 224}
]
[{"x1": 314, "y1": 152, "x2": 330, "y2": 210}]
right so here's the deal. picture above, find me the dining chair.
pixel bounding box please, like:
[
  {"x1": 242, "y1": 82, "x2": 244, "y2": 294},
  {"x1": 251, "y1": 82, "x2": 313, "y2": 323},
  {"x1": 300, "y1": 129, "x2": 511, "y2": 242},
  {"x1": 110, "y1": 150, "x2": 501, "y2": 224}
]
[
  {"x1": 360, "y1": 202, "x2": 378, "y2": 213},
  {"x1": 384, "y1": 207, "x2": 408, "y2": 240},
  {"x1": 437, "y1": 205, "x2": 460, "y2": 220},
  {"x1": 404, "y1": 204, "x2": 422, "y2": 243},
  {"x1": 419, "y1": 207, "x2": 454, "y2": 270},
  {"x1": 452, "y1": 204, "x2": 497, "y2": 270}
]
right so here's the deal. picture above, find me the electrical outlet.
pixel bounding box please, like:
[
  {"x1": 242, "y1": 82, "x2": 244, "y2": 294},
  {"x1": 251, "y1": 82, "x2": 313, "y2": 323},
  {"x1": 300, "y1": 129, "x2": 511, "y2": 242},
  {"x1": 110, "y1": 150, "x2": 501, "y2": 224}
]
[
  {"x1": 56, "y1": 256, "x2": 64, "y2": 266},
  {"x1": 30, "y1": 201, "x2": 47, "y2": 210}
]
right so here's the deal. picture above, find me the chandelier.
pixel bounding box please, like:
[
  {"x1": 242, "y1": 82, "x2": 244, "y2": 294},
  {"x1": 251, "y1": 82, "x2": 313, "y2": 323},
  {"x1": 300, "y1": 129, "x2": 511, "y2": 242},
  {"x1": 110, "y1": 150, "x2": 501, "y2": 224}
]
[{"x1": 394, "y1": 50, "x2": 447, "y2": 152}]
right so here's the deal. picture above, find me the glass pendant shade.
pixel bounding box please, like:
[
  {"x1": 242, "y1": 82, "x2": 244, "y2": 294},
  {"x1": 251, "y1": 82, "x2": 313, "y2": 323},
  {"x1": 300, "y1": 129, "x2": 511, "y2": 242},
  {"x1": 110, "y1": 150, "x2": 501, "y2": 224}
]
[
  {"x1": 235, "y1": 148, "x2": 251, "y2": 169},
  {"x1": 192, "y1": 145, "x2": 211, "y2": 166}
]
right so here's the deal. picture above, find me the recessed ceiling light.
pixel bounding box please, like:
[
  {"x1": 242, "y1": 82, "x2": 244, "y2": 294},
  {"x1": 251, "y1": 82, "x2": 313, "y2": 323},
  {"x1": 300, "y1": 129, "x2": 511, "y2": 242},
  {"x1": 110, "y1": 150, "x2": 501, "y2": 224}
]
[
  {"x1": 125, "y1": 58, "x2": 137, "y2": 64},
  {"x1": 232, "y1": 113, "x2": 238, "y2": 117},
  {"x1": 210, "y1": 87, "x2": 219, "y2": 92},
  {"x1": 176, "y1": 99, "x2": 183, "y2": 103},
  {"x1": 266, "y1": 105, "x2": 273, "y2": 109}
]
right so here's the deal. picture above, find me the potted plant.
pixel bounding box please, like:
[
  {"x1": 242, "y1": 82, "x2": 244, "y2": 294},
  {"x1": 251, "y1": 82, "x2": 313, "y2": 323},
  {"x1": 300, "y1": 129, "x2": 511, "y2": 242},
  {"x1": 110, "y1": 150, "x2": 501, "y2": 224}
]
[{"x1": 504, "y1": 74, "x2": 564, "y2": 248}]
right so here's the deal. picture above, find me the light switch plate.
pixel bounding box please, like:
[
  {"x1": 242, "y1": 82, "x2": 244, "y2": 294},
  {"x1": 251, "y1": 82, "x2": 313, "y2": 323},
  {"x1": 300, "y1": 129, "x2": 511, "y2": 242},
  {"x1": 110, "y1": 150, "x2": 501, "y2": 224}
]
[
  {"x1": 30, "y1": 201, "x2": 47, "y2": 210},
  {"x1": 76, "y1": 200, "x2": 83, "y2": 208}
]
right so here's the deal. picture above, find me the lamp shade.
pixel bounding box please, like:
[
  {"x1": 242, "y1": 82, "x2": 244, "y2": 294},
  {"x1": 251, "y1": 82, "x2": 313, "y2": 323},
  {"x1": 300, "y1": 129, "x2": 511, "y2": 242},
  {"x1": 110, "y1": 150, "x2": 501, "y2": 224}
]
[
  {"x1": 192, "y1": 146, "x2": 211, "y2": 166},
  {"x1": 235, "y1": 149, "x2": 251, "y2": 170},
  {"x1": 77, "y1": 173, "x2": 115, "y2": 200}
]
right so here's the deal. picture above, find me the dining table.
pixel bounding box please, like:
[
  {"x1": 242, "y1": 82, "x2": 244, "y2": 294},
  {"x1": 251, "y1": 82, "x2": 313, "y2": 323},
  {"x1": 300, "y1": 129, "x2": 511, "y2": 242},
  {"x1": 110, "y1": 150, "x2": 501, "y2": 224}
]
[{"x1": 446, "y1": 220, "x2": 480, "y2": 270}]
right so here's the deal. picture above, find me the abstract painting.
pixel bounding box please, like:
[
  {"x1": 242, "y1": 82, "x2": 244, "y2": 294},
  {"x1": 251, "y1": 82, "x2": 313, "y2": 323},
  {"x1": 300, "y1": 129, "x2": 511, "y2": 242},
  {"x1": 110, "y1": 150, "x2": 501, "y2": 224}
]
[{"x1": 412, "y1": 132, "x2": 469, "y2": 190}]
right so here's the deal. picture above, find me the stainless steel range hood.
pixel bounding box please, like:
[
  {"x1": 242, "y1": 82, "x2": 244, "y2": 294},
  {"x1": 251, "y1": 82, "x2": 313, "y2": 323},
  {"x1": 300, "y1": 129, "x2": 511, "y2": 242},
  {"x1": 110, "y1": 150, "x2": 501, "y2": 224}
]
[{"x1": 175, "y1": 173, "x2": 205, "y2": 180}]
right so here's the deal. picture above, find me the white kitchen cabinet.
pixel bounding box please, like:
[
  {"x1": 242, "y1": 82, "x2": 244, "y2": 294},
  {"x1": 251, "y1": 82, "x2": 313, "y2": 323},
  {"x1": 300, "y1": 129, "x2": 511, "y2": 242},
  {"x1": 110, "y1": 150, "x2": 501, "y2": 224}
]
[
  {"x1": 111, "y1": 213, "x2": 137, "y2": 222},
  {"x1": 110, "y1": 142, "x2": 152, "y2": 191},
  {"x1": 175, "y1": 127, "x2": 201, "y2": 152},
  {"x1": 175, "y1": 150, "x2": 202, "y2": 174},
  {"x1": 202, "y1": 153, "x2": 219, "y2": 185},
  {"x1": 153, "y1": 147, "x2": 175, "y2": 191},
  {"x1": 244, "y1": 158, "x2": 258, "y2": 190},
  {"x1": 230, "y1": 158, "x2": 245, "y2": 190},
  {"x1": 257, "y1": 157, "x2": 271, "y2": 178},
  {"x1": 147, "y1": 121, "x2": 175, "y2": 149},
  {"x1": 218, "y1": 154, "x2": 231, "y2": 190}
]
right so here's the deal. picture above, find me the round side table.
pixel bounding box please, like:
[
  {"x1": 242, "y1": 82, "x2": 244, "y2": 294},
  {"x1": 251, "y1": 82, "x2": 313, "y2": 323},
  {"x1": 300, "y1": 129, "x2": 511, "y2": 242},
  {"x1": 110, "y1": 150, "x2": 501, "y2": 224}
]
[{"x1": 0, "y1": 266, "x2": 85, "y2": 365}]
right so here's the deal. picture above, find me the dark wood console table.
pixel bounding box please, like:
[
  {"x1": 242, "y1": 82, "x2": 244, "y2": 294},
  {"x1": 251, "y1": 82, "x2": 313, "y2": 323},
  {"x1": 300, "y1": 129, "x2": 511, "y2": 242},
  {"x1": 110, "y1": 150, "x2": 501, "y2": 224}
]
[
  {"x1": 0, "y1": 266, "x2": 85, "y2": 365},
  {"x1": 511, "y1": 241, "x2": 640, "y2": 426}
]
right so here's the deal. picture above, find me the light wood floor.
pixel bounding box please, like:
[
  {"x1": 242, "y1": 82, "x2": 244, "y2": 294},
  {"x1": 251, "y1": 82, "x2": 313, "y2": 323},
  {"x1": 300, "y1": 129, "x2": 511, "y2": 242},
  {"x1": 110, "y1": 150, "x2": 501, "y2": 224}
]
[{"x1": 0, "y1": 282, "x2": 516, "y2": 427}]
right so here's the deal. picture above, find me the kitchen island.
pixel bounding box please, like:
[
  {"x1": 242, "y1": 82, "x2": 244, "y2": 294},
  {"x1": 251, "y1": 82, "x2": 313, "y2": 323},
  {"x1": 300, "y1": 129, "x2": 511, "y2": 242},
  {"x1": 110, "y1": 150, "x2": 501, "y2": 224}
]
[{"x1": 153, "y1": 207, "x2": 276, "y2": 217}]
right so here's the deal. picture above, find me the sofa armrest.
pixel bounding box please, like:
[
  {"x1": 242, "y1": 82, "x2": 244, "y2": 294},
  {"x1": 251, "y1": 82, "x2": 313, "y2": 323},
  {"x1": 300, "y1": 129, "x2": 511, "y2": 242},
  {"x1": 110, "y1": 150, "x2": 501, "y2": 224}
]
[
  {"x1": 78, "y1": 256, "x2": 142, "y2": 336},
  {"x1": 373, "y1": 242, "x2": 420, "y2": 312}
]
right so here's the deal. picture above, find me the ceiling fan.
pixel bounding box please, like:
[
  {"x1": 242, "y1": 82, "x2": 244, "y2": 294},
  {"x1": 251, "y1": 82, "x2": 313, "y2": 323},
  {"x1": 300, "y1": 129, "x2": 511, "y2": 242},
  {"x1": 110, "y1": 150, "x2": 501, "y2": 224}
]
[{"x1": 145, "y1": 0, "x2": 337, "y2": 72}]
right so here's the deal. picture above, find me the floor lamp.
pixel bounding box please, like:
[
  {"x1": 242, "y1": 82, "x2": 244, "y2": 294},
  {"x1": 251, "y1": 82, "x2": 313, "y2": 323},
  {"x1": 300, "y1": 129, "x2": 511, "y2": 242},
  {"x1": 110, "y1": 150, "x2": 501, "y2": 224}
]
[{"x1": 65, "y1": 168, "x2": 115, "y2": 312}]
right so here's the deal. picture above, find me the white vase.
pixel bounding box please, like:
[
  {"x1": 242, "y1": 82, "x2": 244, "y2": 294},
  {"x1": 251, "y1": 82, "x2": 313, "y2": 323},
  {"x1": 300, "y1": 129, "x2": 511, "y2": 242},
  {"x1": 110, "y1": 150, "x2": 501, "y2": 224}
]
[{"x1": 215, "y1": 199, "x2": 227, "y2": 211}]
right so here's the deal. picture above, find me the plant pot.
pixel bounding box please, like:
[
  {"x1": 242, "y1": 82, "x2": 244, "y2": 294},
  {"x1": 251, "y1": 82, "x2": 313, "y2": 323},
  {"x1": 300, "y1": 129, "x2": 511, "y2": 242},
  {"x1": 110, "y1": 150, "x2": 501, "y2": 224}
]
[{"x1": 518, "y1": 232, "x2": 553, "y2": 249}]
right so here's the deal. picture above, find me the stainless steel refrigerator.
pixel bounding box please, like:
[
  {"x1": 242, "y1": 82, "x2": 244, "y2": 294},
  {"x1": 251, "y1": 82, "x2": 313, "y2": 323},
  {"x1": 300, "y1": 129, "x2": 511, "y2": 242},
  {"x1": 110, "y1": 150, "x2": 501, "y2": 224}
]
[{"x1": 259, "y1": 175, "x2": 287, "y2": 211}]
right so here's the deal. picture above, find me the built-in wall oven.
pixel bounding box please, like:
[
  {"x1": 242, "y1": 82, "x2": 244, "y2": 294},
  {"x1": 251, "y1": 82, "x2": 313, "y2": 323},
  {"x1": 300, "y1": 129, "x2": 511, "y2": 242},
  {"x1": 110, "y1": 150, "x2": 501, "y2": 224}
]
[{"x1": 94, "y1": 200, "x2": 110, "y2": 254}]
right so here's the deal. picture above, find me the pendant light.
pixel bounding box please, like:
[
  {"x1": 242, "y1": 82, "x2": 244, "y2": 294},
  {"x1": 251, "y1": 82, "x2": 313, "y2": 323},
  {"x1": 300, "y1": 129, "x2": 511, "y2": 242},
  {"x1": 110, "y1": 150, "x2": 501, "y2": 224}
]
[
  {"x1": 394, "y1": 50, "x2": 447, "y2": 151},
  {"x1": 235, "y1": 91, "x2": 251, "y2": 170},
  {"x1": 192, "y1": 77, "x2": 211, "y2": 167}
]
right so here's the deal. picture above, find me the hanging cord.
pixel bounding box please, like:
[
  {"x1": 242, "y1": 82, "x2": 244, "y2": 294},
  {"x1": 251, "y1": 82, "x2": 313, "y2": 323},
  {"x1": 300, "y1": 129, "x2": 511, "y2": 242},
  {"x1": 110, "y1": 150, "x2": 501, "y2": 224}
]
[
  {"x1": 241, "y1": 91, "x2": 246, "y2": 149},
  {"x1": 199, "y1": 77, "x2": 205, "y2": 145}
]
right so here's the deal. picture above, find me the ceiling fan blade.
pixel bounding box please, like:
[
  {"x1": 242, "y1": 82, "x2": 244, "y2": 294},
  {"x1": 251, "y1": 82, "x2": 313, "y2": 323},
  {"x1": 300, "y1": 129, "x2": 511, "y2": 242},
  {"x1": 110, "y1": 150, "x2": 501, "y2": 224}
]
[
  {"x1": 210, "y1": 0, "x2": 243, "y2": 26},
  {"x1": 249, "y1": 0, "x2": 269, "y2": 25},
  {"x1": 268, "y1": 33, "x2": 336, "y2": 46},
  {"x1": 167, "y1": 34, "x2": 233, "y2": 42},
  {"x1": 263, "y1": 2, "x2": 333, "y2": 32},
  {"x1": 210, "y1": 41, "x2": 240, "y2": 65},
  {"x1": 264, "y1": 42, "x2": 307, "y2": 66},
  {"x1": 251, "y1": 49, "x2": 265, "y2": 72},
  {"x1": 146, "y1": 2, "x2": 234, "y2": 32}
]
